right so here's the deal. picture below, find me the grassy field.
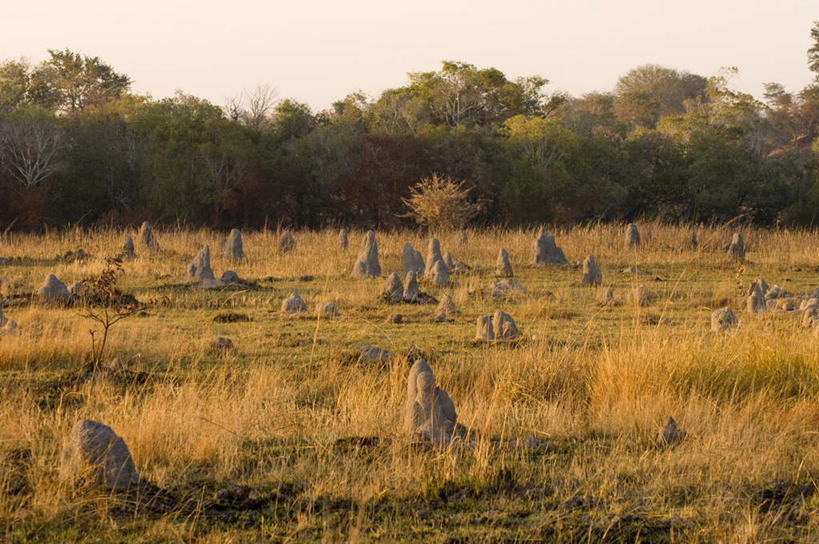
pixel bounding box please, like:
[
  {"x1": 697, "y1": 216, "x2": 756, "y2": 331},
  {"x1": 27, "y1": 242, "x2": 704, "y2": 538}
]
[{"x1": 1, "y1": 222, "x2": 818, "y2": 542}]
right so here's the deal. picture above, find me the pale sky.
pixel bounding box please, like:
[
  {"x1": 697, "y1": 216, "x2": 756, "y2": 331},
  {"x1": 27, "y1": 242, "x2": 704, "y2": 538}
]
[{"x1": 1, "y1": 0, "x2": 816, "y2": 111}]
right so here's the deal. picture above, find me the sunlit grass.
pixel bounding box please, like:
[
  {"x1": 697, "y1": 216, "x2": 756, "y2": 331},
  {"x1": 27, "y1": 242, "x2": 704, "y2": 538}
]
[{"x1": 0, "y1": 221, "x2": 818, "y2": 541}]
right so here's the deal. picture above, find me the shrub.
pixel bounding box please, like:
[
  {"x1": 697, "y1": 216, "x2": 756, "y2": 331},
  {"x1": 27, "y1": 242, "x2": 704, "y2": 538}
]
[{"x1": 401, "y1": 173, "x2": 477, "y2": 231}]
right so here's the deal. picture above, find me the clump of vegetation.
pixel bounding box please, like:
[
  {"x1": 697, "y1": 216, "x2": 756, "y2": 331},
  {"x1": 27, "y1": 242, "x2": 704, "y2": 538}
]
[
  {"x1": 78, "y1": 256, "x2": 136, "y2": 374},
  {"x1": 401, "y1": 173, "x2": 478, "y2": 232},
  {"x1": 213, "y1": 312, "x2": 251, "y2": 323}
]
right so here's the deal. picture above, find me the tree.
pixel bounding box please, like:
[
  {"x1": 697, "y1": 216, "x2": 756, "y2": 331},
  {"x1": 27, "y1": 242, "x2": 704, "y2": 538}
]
[
  {"x1": 226, "y1": 83, "x2": 278, "y2": 131},
  {"x1": 501, "y1": 115, "x2": 578, "y2": 169},
  {"x1": 28, "y1": 49, "x2": 131, "y2": 114},
  {"x1": 553, "y1": 92, "x2": 625, "y2": 137},
  {"x1": 796, "y1": 84, "x2": 819, "y2": 140},
  {"x1": 330, "y1": 92, "x2": 372, "y2": 130},
  {"x1": 763, "y1": 82, "x2": 792, "y2": 109},
  {"x1": 55, "y1": 111, "x2": 144, "y2": 223},
  {"x1": 131, "y1": 92, "x2": 228, "y2": 222},
  {"x1": 761, "y1": 82, "x2": 799, "y2": 147},
  {"x1": 0, "y1": 59, "x2": 31, "y2": 115},
  {"x1": 809, "y1": 21, "x2": 819, "y2": 80},
  {"x1": 614, "y1": 64, "x2": 707, "y2": 128},
  {"x1": 0, "y1": 108, "x2": 62, "y2": 189},
  {"x1": 705, "y1": 68, "x2": 767, "y2": 155},
  {"x1": 401, "y1": 61, "x2": 549, "y2": 128},
  {"x1": 200, "y1": 121, "x2": 254, "y2": 223},
  {"x1": 270, "y1": 99, "x2": 315, "y2": 140},
  {"x1": 803, "y1": 22, "x2": 819, "y2": 139},
  {"x1": 371, "y1": 87, "x2": 426, "y2": 134},
  {"x1": 498, "y1": 114, "x2": 620, "y2": 224}
]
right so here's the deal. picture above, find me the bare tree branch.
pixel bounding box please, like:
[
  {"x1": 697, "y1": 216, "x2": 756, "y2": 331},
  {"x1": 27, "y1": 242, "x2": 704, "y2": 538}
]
[{"x1": 0, "y1": 114, "x2": 62, "y2": 189}]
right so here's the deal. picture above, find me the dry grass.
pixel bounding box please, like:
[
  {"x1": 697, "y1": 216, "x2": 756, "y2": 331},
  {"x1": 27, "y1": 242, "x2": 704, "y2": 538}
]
[{"x1": 1, "y1": 222, "x2": 818, "y2": 542}]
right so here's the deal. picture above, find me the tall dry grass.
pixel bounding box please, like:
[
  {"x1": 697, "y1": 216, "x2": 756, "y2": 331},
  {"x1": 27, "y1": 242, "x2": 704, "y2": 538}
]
[{"x1": 0, "y1": 221, "x2": 818, "y2": 541}]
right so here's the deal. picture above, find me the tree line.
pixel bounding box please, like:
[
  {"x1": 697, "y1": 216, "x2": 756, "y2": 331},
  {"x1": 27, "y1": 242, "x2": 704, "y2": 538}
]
[{"x1": 1, "y1": 26, "x2": 819, "y2": 231}]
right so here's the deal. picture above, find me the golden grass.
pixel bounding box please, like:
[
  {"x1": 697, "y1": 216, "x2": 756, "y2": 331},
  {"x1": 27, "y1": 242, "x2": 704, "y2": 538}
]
[{"x1": 0, "y1": 221, "x2": 818, "y2": 542}]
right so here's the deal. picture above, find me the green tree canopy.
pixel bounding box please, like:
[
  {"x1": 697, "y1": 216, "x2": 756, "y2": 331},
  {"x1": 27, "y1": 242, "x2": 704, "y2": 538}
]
[
  {"x1": 0, "y1": 59, "x2": 31, "y2": 115},
  {"x1": 374, "y1": 61, "x2": 549, "y2": 130},
  {"x1": 614, "y1": 64, "x2": 707, "y2": 128},
  {"x1": 28, "y1": 49, "x2": 131, "y2": 114}
]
